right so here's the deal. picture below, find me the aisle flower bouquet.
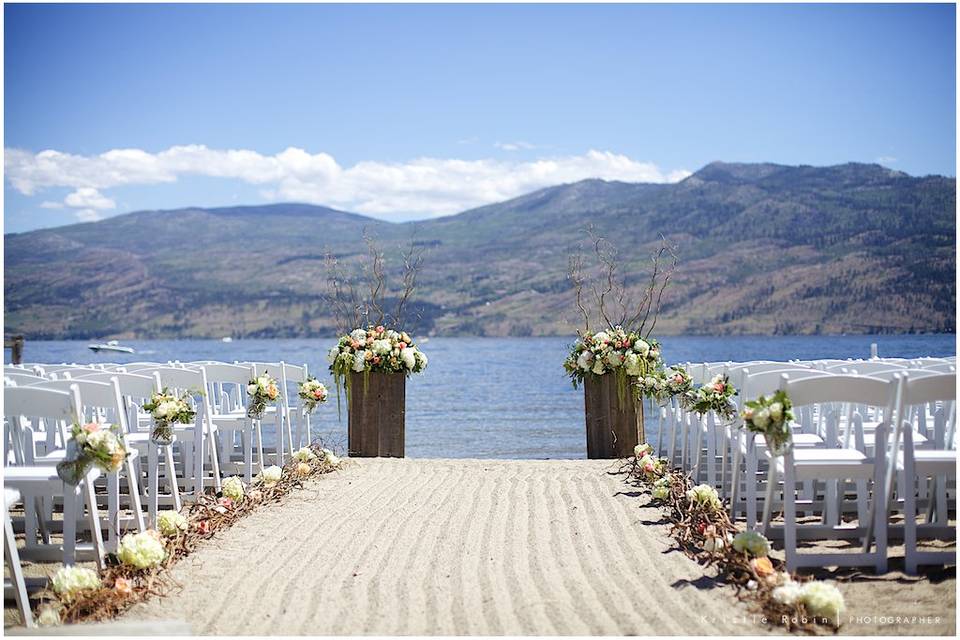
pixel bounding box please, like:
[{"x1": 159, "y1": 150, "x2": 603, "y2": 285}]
[
  {"x1": 142, "y1": 388, "x2": 196, "y2": 446},
  {"x1": 247, "y1": 372, "x2": 280, "y2": 419},
  {"x1": 741, "y1": 390, "x2": 795, "y2": 455},
  {"x1": 328, "y1": 325, "x2": 428, "y2": 386},
  {"x1": 297, "y1": 377, "x2": 329, "y2": 414},
  {"x1": 665, "y1": 365, "x2": 693, "y2": 400},
  {"x1": 563, "y1": 327, "x2": 663, "y2": 392},
  {"x1": 56, "y1": 422, "x2": 129, "y2": 485},
  {"x1": 685, "y1": 374, "x2": 738, "y2": 422}
]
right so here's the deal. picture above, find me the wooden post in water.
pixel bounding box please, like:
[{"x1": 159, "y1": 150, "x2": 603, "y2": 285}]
[
  {"x1": 4, "y1": 335, "x2": 24, "y2": 365},
  {"x1": 348, "y1": 372, "x2": 406, "y2": 457},
  {"x1": 584, "y1": 374, "x2": 644, "y2": 459}
]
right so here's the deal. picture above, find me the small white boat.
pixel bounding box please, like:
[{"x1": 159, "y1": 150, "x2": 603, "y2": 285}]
[
  {"x1": 221, "y1": 336, "x2": 233, "y2": 343},
  {"x1": 88, "y1": 340, "x2": 135, "y2": 354}
]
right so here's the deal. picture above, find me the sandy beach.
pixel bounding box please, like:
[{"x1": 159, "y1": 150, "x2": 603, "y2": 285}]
[{"x1": 106, "y1": 458, "x2": 954, "y2": 636}]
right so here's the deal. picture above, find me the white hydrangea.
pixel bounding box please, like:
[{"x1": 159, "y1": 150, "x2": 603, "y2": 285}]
[
  {"x1": 633, "y1": 338, "x2": 650, "y2": 357},
  {"x1": 732, "y1": 530, "x2": 771, "y2": 557},
  {"x1": 576, "y1": 350, "x2": 593, "y2": 371},
  {"x1": 624, "y1": 352, "x2": 641, "y2": 376},
  {"x1": 350, "y1": 328, "x2": 367, "y2": 342},
  {"x1": 772, "y1": 581, "x2": 803, "y2": 606},
  {"x1": 323, "y1": 449, "x2": 341, "y2": 466},
  {"x1": 292, "y1": 446, "x2": 317, "y2": 463},
  {"x1": 351, "y1": 351, "x2": 366, "y2": 372},
  {"x1": 652, "y1": 485, "x2": 670, "y2": 500},
  {"x1": 591, "y1": 360, "x2": 605, "y2": 376},
  {"x1": 800, "y1": 581, "x2": 845, "y2": 626},
  {"x1": 222, "y1": 476, "x2": 245, "y2": 501},
  {"x1": 414, "y1": 349, "x2": 428, "y2": 369},
  {"x1": 51, "y1": 566, "x2": 101, "y2": 601},
  {"x1": 686, "y1": 484, "x2": 721, "y2": 511},
  {"x1": 593, "y1": 331, "x2": 610, "y2": 344},
  {"x1": 118, "y1": 531, "x2": 167, "y2": 569},
  {"x1": 260, "y1": 465, "x2": 283, "y2": 486},
  {"x1": 401, "y1": 348, "x2": 416, "y2": 370},
  {"x1": 327, "y1": 346, "x2": 340, "y2": 363},
  {"x1": 156, "y1": 510, "x2": 188, "y2": 537},
  {"x1": 371, "y1": 339, "x2": 392, "y2": 355}
]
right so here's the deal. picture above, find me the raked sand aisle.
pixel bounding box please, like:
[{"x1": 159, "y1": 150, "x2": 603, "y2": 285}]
[{"x1": 117, "y1": 459, "x2": 954, "y2": 636}]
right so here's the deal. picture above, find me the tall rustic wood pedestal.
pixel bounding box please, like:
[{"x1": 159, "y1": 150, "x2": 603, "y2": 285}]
[
  {"x1": 583, "y1": 375, "x2": 645, "y2": 459},
  {"x1": 348, "y1": 372, "x2": 406, "y2": 457}
]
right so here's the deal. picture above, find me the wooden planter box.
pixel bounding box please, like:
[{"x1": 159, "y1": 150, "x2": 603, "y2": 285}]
[
  {"x1": 347, "y1": 372, "x2": 406, "y2": 457},
  {"x1": 583, "y1": 374, "x2": 645, "y2": 459}
]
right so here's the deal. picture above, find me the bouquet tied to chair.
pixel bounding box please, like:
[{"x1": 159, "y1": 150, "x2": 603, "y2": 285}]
[
  {"x1": 142, "y1": 388, "x2": 197, "y2": 445},
  {"x1": 246, "y1": 372, "x2": 280, "y2": 419},
  {"x1": 741, "y1": 389, "x2": 795, "y2": 456},
  {"x1": 56, "y1": 421, "x2": 130, "y2": 485}
]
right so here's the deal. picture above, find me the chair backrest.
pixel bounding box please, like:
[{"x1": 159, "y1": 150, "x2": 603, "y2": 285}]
[
  {"x1": 199, "y1": 363, "x2": 252, "y2": 386},
  {"x1": 3, "y1": 386, "x2": 80, "y2": 464},
  {"x1": 740, "y1": 368, "x2": 833, "y2": 400},
  {"x1": 899, "y1": 372, "x2": 956, "y2": 407},
  {"x1": 919, "y1": 362, "x2": 956, "y2": 373},
  {"x1": 862, "y1": 368, "x2": 946, "y2": 382},
  {"x1": 31, "y1": 378, "x2": 128, "y2": 432},
  {"x1": 71, "y1": 371, "x2": 158, "y2": 400},
  {"x1": 826, "y1": 360, "x2": 908, "y2": 374},
  {"x1": 282, "y1": 363, "x2": 309, "y2": 383},
  {"x1": 729, "y1": 362, "x2": 810, "y2": 377},
  {"x1": 197, "y1": 363, "x2": 254, "y2": 413},
  {"x1": 780, "y1": 373, "x2": 897, "y2": 409},
  {"x1": 3, "y1": 371, "x2": 46, "y2": 386}
]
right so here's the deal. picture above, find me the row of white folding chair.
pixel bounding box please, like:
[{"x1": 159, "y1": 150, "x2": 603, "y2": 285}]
[
  {"x1": 886, "y1": 373, "x2": 956, "y2": 573},
  {"x1": 761, "y1": 374, "x2": 899, "y2": 573},
  {"x1": 19, "y1": 378, "x2": 147, "y2": 551},
  {"x1": 67, "y1": 371, "x2": 184, "y2": 522},
  {"x1": 3, "y1": 385, "x2": 107, "y2": 569}
]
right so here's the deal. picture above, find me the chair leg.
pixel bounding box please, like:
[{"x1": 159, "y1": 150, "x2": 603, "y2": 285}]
[
  {"x1": 163, "y1": 445, "x2": 182, "y2": 511},
  {"x1": 904, "y1": 470, "x2": 918, "y2": 575},
  {"x1": 82, "y1": 477, "x2": 106, "y2": 571},
  {"x1": 4, "y1": 509, "x2": 34, "y2": 628},
  {"x1": 254, "y1": 421, "x2": 266, "y2": 473},
  {"x1": 62, "y1": 483, "x2": 79, "y2": 566},
  {"x1": 124, "y1": 456, "x2": 146, "y2": 533},
  {"x1": 148, "y1": 443, "x2": 160, "y2": 527},
  {"x1": 746, "y1": 450, "x2": 759, "y2": 529},
  {"x1": 762, "y1": 464, "x2": 778, "y2": 536},
  {"x1": 729, "y1": 443, "x2": 742, "y2": 520},
  {"x1": 242, "y1": 429, "x2": 253, "y2": 483},
  {"x1": 107, "y1": 471, "x2": 120, "y2": 552},
  {"x1": 783, "y1": 464, "x2": 797, "y2": 572}
]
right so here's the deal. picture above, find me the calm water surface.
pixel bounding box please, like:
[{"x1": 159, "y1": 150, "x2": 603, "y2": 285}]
[{"x1": 8, "y1": 335, "x2": 955, "y2": 459}]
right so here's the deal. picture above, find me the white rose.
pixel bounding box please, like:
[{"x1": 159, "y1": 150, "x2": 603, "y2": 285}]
[
  {"x1": 576, "y1": 350, "x2": 594, "y2": 371},
  {"x1": 633, "y1": 339, "x2": 650, "y2": 357},
  {"x1": 645, "y1": 376, "x2": 658, "y2": 389},
  {"x1": 593, "y1": 331, "x2": 610, "y2": 344},
  {"x1": 753, "y1": 408, "x2": 770, "y2": 430},
  {"x1": 769, "y1": 402, "x2": 783, "y2": 422},
  {"x1": 350, "y1": 329, "x2": 367, "y2": 342},
  {"x1": 260, "y1": 465, "x2": 283, "y2": 486},
  {"x1": 247, "y1": 383, "x2": 258, "y2": 395},
  {"x1": 352, "y1": 351, "x2": 367, "y2": 372},
  {"x1": 327, "y1": 346, "x2": 340, "y2": 363},
  {"x1": 401, "y1": 348, "x2": 416, "y2": 370}
]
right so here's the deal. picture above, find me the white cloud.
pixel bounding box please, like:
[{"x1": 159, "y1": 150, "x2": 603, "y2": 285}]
[
  {"x1": 64, "y1": 187, "x2": 116, "y2": 210},
  {"x1": 74, "y1": 209, "x2": 103, "y2": 222},
  {"x1": 40, "y1": 200, "x2": 64, "y2": 209},
  {"x1": 494, "y1": 141, "x2": 537, "y2": 151},
  {"x1": 875, "y1": 155, "x2": 897, "y2": 164},
  {"x1": 5, "y1": 145, "x2": 690, "y2": 220}
]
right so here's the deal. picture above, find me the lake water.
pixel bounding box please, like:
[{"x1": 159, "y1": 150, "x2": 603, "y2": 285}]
[{"x1": 7, "y1": 335, "x2": 955, "y2": 459}]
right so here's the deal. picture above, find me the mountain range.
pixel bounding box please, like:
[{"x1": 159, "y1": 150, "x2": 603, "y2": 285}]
[{"x1": 4, "y1": 161, "x2": 956, "y2": 339}]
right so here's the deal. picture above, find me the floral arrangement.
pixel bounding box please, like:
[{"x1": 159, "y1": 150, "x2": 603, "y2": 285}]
[
  {"x1": 51, "y1": 567, "x2": 101, "y2": 602},
  {"x1": 293, "y1": 446, "x2": 317, "y2": 463},
  {"x1": 741, "y1": 390, "x2": 795, "y2": 455},
  {"x1": 142, "y1": 388, "x2": 196, "y2": 446},
  {"x1": 258, "y1": 465, "x2": 283, "y2": 486},
  {"x1": 664, "y1": 365, "x2": 693, "y2": 400},
  {"x1": 732, "y1": 530, "x2": 771, "y2": 557},
  {"x1": 563, "y1": 327, "x2": 663, "y2": 389},
  {"x1": 686, "y1": 483, "x2": 722, "y2": 512},
  {"x1": 222, "y1": 476, "x2": 245, "y2": 502},
  {"x1": 118, "y1": 530, "x2": 167, "y2": 569},
  {"x1": 297, "y1": 377, "x2": 329, "y2": 414},
  {"x1": 247, "y1": 372, "x2": 280, "y2": 419},
  {"x1": 36, "y1": 443, "x2": 345, "y2": 627},
  {"x1": 56, "y1": 422, "x2": 129, "y2": 485},
  {"x1": 623, "y1": 449, "x2": 847, "y2": 631},
  {"x1": 156, "y1": 511, "x2": 188, "y2": 537},
  {"x1": 684, "y1": 374, "x2": 738, "y2": 422},
  {"x1": 328, "y1": 325, "x2": 428, "y2": 381}
]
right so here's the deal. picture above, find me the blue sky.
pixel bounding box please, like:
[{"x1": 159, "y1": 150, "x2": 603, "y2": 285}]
[{"x1": 3, "y1": 2, "x2": 956, "y2": 233}]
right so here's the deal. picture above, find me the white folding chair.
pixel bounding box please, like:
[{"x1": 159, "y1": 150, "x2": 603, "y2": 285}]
[
  {"x1": 761, "y1": 374, "x2": 897, "y2": 573},
  {"x1": 4, "y1": 488, "x2": 35, "y2": 628}
]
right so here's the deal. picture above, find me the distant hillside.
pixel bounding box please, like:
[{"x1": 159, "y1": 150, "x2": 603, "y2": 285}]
[{"x1": 4, "y1": 161, "x2": 955, "y2": 338}]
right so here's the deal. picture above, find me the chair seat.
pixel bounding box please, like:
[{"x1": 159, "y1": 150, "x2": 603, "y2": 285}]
[
  {"x1": 775, "y1": 448, "x2": 873, "y2": 478},
  {"x1": 756, "y1": 433, "x2": 823, "y2": 449},
  {"x1": 863, "y1": 430, "x2": 927, "y2": 448},
  {"x1": 4, "y1": 465, "x2": 101, "y2": 485},
  {"x1": 897, "y1": 450, "x2": 957, "y2": 474}
]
